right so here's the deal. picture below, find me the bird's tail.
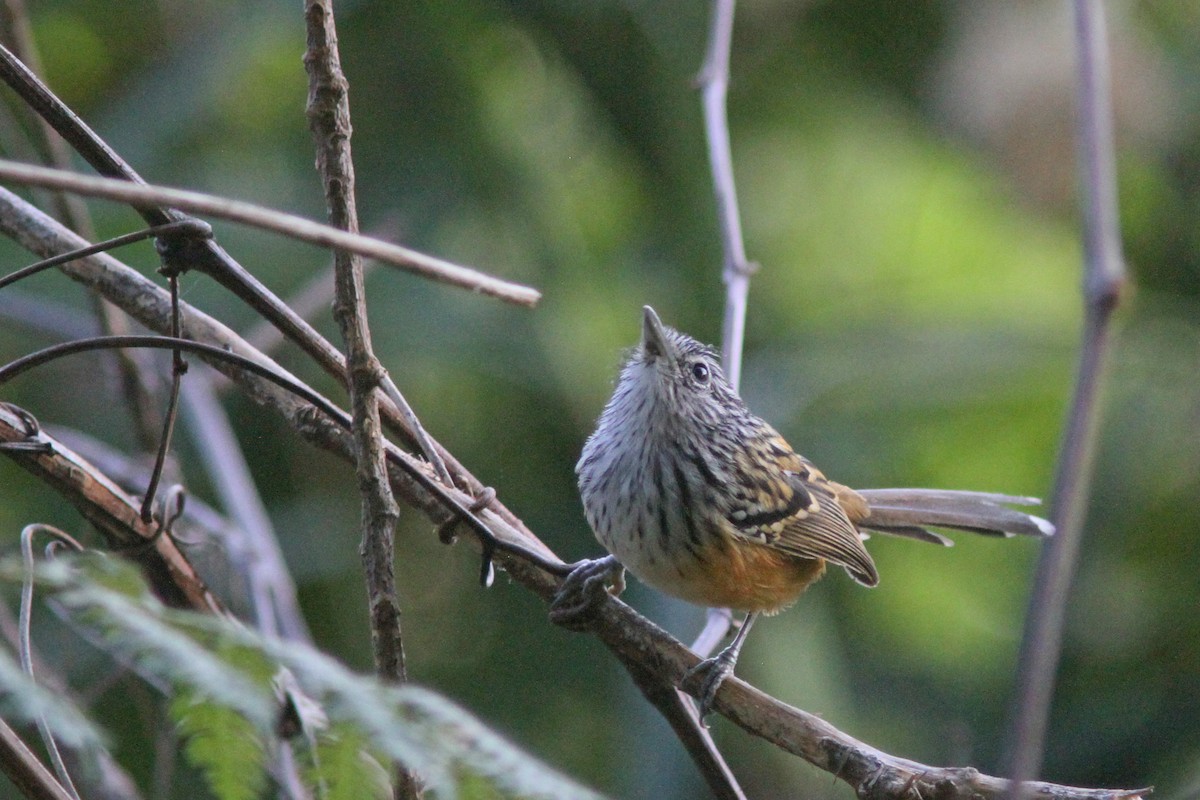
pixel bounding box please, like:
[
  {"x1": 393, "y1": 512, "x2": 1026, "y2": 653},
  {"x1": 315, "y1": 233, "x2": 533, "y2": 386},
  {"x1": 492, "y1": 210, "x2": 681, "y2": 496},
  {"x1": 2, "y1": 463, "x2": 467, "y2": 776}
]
[{"x1": 855, "y1": 489, "x2": 1055, "y2": 546}]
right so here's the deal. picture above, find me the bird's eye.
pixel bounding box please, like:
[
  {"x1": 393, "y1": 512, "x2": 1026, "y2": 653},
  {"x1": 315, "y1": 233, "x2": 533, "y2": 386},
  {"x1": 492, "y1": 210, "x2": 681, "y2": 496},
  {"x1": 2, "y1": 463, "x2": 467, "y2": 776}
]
[{"x1": 691, "y1": 362, "x2": 710, "y2": 383}]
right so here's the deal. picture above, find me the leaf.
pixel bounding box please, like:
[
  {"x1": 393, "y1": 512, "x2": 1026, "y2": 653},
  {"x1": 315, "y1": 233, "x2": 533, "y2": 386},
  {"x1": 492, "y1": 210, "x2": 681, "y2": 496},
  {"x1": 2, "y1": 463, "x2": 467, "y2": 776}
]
[
  {"x1": 172, "y1": 690, "x2": 268, "y2": 800},
  {"x1": 306, "y1": 722, "x2": 390, "y2": 800},
  {"x1": 2, "y1": 555, "x2": 607, "y2": 800},
  {"x1": 47, "y1": 557, "x2": 276, "y2": 730}
]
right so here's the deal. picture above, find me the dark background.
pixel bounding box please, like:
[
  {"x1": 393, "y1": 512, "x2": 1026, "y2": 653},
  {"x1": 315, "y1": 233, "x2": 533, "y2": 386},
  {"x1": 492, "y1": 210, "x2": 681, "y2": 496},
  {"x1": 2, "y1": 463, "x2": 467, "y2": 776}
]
[{"x1": 0, "y1": 1, "x2": 1197, "y2": 797}]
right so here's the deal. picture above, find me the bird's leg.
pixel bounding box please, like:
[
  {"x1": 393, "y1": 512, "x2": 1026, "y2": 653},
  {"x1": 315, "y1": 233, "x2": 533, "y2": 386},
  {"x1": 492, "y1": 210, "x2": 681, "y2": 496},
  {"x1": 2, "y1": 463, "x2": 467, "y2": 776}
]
[
  {"x1": 683, "y1": 612, "x2": 758, "y2": 722},
  {"x1": 548, "y1": 555, "x2": 626, "y2": 631}
]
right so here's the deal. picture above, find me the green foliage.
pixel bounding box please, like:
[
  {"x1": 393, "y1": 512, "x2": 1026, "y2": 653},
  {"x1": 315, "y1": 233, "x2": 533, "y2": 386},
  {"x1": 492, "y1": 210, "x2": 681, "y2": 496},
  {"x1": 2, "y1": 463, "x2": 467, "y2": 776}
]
[
  {"x1": 171, "y1": 690, "x2": 269, "y2": 800},
  {"x1": 4, "y1": 555, "x2": 605, "y2": 800},
  {"x1": 305, "y1": 723, "x2": 390, "y2": 800}
]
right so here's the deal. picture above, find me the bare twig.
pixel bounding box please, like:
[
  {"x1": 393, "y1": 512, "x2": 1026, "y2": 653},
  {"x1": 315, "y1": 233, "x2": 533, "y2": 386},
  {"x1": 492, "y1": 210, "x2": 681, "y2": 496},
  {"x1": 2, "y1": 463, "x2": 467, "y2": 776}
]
[
  {"x1": 699, "y1": 0, "x2": 755, "y2": 390},
  {"x1": 1003, "y1": 1, "x2": 1128, "y2": 792},
  {"x1": 0, "y1": 219, "x2": 211, "y2": 292},
  {"x1": 302, "y1": 4, "x2": 419, "y2": 797},
  {"x1": 693, "y1": 0, "x2": 752, "y2": 662},
  {"x1": 0, "y1": 158, "x2": 539, "y2": 306},
  {"x1": 657, "y1": 2, "x2": 755, "y2": 795}
]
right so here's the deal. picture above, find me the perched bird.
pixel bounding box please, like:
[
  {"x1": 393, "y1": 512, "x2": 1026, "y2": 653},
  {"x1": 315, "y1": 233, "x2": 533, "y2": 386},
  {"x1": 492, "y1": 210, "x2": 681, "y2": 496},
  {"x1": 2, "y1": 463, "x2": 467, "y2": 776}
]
[{"x1": 568, "y1": 306, "x2": 1053, "y2": 718}]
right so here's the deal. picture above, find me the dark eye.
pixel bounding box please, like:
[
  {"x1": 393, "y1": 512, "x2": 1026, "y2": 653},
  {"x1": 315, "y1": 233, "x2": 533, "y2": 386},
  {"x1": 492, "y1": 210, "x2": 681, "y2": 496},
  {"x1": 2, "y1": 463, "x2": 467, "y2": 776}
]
[{"x1": 691, "y1": 362, "x2": 710, "y2": 383}]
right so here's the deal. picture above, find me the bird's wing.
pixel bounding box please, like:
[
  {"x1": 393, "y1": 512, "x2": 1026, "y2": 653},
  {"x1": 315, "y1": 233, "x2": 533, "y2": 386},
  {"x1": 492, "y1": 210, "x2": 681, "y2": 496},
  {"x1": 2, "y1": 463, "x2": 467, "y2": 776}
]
[{"x1": 722, "y1": 430, "x2": 879, "y2": 587}]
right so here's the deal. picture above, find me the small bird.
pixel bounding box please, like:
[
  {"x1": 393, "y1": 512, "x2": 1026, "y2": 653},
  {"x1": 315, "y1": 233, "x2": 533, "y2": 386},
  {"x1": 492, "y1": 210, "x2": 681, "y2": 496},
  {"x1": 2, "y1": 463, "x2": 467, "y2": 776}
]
[{"x1": 568, "y1": 306, "x2": 1053, "y2": 718}]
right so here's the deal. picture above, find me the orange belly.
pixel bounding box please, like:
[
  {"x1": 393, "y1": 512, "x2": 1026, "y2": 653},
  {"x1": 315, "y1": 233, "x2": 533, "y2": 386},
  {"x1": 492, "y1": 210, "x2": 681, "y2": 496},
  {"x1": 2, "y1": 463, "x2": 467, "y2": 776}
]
[{"x1": 659, "y1": 538, "x2": 827, "y2": 614}]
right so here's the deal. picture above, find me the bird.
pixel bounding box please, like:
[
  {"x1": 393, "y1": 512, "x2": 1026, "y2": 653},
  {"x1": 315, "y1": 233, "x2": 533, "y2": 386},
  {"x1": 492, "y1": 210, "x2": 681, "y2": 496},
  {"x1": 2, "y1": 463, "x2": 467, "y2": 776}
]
[{"x1": 564, "y1": 305, "x2": 1053, "y2": 719}]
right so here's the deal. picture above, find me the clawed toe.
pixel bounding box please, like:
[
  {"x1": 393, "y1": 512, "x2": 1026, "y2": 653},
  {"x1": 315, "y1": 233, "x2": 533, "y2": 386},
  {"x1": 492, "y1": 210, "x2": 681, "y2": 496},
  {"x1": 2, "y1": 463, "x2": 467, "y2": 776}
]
[
  {"x1": 682, "y1": 652, "x2": 736, "y2": 723},
  {"x1": 549, "y1": 555, "x2": 624, "y2": 631}
]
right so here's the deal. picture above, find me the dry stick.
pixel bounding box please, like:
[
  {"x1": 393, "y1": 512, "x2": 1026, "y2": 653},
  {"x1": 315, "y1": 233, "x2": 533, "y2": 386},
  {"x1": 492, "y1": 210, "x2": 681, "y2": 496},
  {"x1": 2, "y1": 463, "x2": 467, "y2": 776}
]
[
  {"x1": 0, "y1": 159, "x2": 538, "y2": 307},
  {"x1": 302, "y1": 5, "x2": 420, "y2": 799},
  {"x1": 0, "y1": 184, "x2": 1143, "y2": 800},
  {"x1": 0, "y1": 43, "x2": 537, "y2": 306},
  {"x1": 1002, "y1": 1, "x2": 1127, "y2": 793}
]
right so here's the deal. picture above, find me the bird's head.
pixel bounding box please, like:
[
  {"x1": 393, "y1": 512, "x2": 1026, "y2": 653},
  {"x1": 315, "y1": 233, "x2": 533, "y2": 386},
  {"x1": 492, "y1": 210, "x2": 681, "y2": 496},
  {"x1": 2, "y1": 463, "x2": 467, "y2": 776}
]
[{"x1": 617, "y1": 306, "x2": 743, "y2": 426}]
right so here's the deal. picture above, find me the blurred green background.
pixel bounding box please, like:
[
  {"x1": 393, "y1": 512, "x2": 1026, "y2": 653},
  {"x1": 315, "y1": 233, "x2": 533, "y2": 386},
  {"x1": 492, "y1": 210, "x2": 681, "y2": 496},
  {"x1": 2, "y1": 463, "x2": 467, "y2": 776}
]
[{"x1": 1, "y1": 0, "x2": 1198, "y2": 797}]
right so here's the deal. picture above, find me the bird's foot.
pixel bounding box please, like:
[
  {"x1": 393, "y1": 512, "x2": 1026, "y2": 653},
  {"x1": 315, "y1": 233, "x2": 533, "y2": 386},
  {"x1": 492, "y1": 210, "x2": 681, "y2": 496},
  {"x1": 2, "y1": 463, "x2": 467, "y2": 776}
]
[
  {"x1": 681, "y1": 645, "x2": 739, "y2": 724},
  {"x1": 548, "y1": 555, "x2": 625, "y2": 631}
]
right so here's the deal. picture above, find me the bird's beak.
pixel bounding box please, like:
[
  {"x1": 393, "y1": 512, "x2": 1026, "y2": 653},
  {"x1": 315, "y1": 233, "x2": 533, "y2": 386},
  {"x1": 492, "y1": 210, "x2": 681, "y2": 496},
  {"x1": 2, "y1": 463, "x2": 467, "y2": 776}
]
[{"x1": 641, "y1": 306, "x2": 670, "y2": 362}]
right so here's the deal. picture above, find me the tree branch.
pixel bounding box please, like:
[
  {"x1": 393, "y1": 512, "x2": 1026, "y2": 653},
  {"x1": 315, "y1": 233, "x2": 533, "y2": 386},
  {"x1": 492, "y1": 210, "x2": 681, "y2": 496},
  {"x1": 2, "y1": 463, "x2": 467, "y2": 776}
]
[{"x1": 0, "y1": 158, "x2": 538, "y2": 306}]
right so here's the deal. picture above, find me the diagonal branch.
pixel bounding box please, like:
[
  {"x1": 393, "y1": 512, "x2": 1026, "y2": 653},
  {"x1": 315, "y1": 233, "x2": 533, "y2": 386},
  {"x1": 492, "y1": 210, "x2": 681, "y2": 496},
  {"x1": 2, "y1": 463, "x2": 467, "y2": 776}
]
[
  {"x1": 0, "y1": 403, "x2": 222, "y2": 615},
  {"x1": 0, "y1": 158, "x2": 538, "y2": 306}
]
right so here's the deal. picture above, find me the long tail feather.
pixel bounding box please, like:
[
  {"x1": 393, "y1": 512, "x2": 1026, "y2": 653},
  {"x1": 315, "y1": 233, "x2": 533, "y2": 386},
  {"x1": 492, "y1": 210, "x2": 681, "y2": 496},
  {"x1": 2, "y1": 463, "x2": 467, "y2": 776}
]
[{"x1": 856, "y1": 489, "x2": 1055, "y2": 544}]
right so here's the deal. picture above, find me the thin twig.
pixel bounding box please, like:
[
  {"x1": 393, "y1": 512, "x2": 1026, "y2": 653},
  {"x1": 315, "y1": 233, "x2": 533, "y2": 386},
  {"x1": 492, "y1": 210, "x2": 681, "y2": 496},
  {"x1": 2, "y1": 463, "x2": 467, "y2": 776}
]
[
  {"x1": 0, "y1": 158, "x2": 539, "y2": 306},
  {"x1": 1003, "y1": 0, "x2": 1127, "y2": 793},
  {"x1": 690, "y1": 0, "x2": 754, "y2": 670},
  {"x1": 699, "y1": 0, "x2": 755, "y2": 390},
  {"x1": 302, "y1": 4, "x2": 419, "y2": 797},
  {"x1": 0, "y1": 219, "x2": 211, "y2": 292},
  {"x1": 136, "y1": 273, "x2": 187, "y2": 524}
]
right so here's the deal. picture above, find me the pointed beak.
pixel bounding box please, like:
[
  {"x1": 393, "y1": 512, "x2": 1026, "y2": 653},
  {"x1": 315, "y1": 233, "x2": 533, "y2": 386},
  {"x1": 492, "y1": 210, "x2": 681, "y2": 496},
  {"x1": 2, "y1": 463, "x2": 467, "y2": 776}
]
[{"x1": 641, "y1": 305, "x2": 670, "y2": 361}]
